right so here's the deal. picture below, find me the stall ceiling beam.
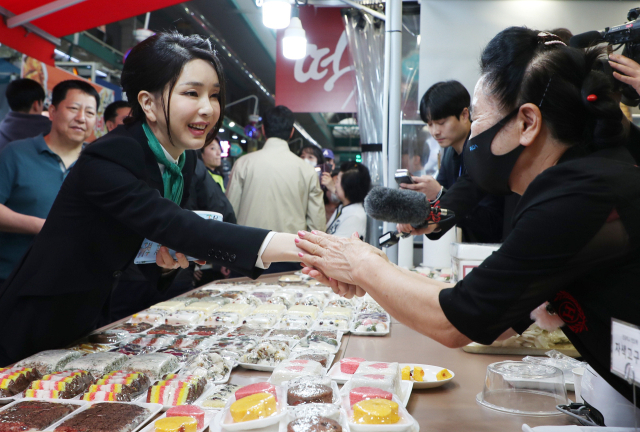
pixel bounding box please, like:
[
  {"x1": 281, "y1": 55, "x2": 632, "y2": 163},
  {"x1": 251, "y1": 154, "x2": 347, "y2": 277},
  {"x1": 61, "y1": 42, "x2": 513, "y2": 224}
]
[
  {"x1": 7, "y1": 0, "x2": 87, "y2": 28},
  {"x1": 0, "y1": 6, "x2": 60, "y2": 46}
]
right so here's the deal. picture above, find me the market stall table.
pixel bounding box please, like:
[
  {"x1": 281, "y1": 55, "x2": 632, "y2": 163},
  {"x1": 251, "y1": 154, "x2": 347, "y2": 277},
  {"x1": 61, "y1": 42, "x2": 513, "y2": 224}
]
[{"x1": 87, "y1": 272, "x2": 582, "y2": 430}]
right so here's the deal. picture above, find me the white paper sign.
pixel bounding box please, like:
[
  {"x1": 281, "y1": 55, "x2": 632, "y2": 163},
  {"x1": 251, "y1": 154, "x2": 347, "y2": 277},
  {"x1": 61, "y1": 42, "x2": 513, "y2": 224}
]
[
  {"x1": 611, "y1": 318, "x2": 640, "y2": 385},
  {"x1": 134, "y1": 211, "x2": 222, "y2": 265}
]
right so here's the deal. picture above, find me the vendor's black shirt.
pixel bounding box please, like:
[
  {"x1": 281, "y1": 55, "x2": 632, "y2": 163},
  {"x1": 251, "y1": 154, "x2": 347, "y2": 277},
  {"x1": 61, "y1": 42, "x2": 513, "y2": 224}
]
[{"x1": 439, "y1": 145, "x2": 640, "y2": 407}]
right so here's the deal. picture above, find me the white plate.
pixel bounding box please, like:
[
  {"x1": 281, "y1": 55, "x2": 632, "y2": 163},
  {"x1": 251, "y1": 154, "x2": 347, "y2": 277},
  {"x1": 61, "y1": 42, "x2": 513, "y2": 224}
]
[
  {"x1": 48, "y1": 400, "x2": 163, "y2": 432},
  {"x1": 350, "y1": 313, "x2": 391, "y2": 336},
  {"x1": 237, "y1": 361, "x2": 284, "y2": 372},
  {"x1": 343, "y1": 394, "x2": 418, "y2": 432},
  {"x1": 0, "y1": 395, "x2": 15, "y2": 404},
  {"x1": 327, "y1": 362, "x2": 355, "y2": 384},
  {"x1": 219, "y1": 385, "x2": 286, "y2": 431},
  {"x1": 0, "y1": 398, "x2": 89, "y2": 431},
  {"x1": 139, "y1": 407, "x2": 216, "y2": 432},
  {"x1": 398, "y1": 363, "x2": 455, "y2": 389}
]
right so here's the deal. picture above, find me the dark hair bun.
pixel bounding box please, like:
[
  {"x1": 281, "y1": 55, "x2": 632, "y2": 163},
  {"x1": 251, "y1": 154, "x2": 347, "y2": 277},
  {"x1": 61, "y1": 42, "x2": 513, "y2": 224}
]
[{"x1": 481, "y1": 26, "x2": 626, "y2": 151}]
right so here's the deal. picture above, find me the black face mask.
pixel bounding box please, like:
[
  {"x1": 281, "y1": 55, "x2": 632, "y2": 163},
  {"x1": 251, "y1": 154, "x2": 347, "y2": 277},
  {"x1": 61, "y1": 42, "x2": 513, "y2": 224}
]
[{"x1": 464, "y1": 108, "x2": 523, "y2": 196}]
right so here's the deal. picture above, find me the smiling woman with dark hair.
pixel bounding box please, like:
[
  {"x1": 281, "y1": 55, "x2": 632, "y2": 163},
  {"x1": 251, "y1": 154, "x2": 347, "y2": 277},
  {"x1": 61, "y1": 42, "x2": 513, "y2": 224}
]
[
  {"x1": 0, "y1": 32, "x2": 302, "y2": 365},
  {"x1": 295, "y1": 27, "x2": 640, "y2": 421}
]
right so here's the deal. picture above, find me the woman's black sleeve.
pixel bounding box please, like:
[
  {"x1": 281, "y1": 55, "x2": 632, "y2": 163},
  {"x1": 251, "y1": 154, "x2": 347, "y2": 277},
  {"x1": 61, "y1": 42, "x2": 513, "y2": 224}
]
[
  {"x1": 78, "y1": 143, "x2": 268, "y2": 278},
  {"x1": 439, "y1": 168, "x2": 616, "y2": 344}
]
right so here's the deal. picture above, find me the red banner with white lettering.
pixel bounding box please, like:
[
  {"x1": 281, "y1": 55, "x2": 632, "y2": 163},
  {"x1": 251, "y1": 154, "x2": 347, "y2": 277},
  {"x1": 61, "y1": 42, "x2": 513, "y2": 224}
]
[{"x1": 276, "y1": 7, "x2": 357, "y2": 113}]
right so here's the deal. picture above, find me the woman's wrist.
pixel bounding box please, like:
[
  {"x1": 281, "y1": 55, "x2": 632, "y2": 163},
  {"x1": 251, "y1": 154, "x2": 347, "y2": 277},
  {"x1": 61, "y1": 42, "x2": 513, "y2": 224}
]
[
  {"x1": 262, "y1": 232, "x2": 301, "y2": 264},
  {"x1": 352, "y1": 252, "x2": 389, "y2": 287}
]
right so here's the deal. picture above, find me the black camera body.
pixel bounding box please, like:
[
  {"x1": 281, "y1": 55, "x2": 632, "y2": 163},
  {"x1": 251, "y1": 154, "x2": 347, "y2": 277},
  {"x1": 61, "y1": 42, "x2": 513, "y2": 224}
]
[{"x1": 570, "y1": 7, "x2": 640, "y2": 106}]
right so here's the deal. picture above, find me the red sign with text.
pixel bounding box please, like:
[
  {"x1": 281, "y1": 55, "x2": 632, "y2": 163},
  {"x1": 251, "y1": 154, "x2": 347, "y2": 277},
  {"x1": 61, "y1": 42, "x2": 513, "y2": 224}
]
[{"x1": 276, "y1": 7, "x2": 357, "y2": 113}]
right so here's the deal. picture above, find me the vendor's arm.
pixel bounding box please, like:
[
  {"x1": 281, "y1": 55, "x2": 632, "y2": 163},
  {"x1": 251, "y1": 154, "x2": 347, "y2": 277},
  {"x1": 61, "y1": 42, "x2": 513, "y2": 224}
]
[
  {"x1": 297, "y1": 230, "x2": 470, "y2": 347},
  {"x1": 299, "y1": 163, "x2": 621, "y2": 346},
  {"x1": 78, "y1": 140, "x2": 299, "y2": 278}
]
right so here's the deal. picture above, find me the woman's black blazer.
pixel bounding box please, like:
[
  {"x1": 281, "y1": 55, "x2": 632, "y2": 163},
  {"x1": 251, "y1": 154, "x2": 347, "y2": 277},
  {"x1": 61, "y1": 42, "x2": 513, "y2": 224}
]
[{"x1": 0, "y1": 121, "x2": 269, "y2": 364}]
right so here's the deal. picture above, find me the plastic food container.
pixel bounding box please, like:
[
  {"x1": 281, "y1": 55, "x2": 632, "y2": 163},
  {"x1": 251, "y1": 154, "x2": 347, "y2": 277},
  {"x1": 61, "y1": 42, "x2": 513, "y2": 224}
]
[
  {"x1": 450, "y1": 242, "x2": 501, "y2": 282},
  {"x1": 476, "y1": 361, "x2": 568, "y2": 416}
]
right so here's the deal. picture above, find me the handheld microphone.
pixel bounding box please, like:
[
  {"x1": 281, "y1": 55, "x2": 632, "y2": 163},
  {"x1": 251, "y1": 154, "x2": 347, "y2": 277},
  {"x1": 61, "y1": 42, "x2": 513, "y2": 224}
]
[
  {"x1": 569, "y1": 30, "x2": 605, "y2": 48},
  {"x1": 364, "y1": 187, "x2": 454, "y2": 247}
]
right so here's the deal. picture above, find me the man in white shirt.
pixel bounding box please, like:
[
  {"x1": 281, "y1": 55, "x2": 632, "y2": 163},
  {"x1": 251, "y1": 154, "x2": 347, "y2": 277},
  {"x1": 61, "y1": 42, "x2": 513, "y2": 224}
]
[{"x1": 227, "y1": 105, "x2": 325, "y2": 233}]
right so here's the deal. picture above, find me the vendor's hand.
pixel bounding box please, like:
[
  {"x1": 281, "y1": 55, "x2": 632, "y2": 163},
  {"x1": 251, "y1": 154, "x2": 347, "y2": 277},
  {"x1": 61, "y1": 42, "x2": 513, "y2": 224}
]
[
  {"x1": 321, "y1": 172, "x2": 336, "y2": 194},
  {"x1": 396, "y1": 222, "x2": 438, "y2": 236},
  {"x1": 296, "y1": 230, "x2": 388, "y2": 287},
  {"x1": 221, "y1": 266, "x2": 231, "y2": 277},
  {"x1": 610, "y1": 53, "x2": 640, "y2": 95},
  {"x1": 301, "y1": 263, "x2": 366, "y2": 298},
  {"x1": 156, "y1": 246, "x2": 190, "y2": 270},
  {"x1": 400, "y1": 175, "x2": 442, "y2": 201}
]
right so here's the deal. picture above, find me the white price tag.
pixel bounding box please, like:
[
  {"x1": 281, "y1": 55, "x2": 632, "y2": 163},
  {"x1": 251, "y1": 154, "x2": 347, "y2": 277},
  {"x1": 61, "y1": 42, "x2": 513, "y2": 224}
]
[{"x1": 611, "y1": 318, "x2": 640, "y2": 384}]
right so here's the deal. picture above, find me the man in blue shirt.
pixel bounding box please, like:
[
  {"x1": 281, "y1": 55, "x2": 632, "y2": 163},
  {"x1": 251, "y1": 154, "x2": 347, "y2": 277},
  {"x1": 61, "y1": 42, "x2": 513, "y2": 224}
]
[
  {"x1": 0, "y1": 80, "x2": 99, "y2": 284},
  {"x1": 0, "y1": 78, "x2": 51, "y2": 153}
]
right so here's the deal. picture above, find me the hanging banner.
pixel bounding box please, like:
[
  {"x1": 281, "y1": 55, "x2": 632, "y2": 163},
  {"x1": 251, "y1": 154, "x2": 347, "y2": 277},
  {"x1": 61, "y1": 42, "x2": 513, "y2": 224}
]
[
  {"x1": 276, "y1": 7, "x2": 357, "y2": 113},
  {"x1": 21, "y1": 56, "x2": 114, "y2": 141}
]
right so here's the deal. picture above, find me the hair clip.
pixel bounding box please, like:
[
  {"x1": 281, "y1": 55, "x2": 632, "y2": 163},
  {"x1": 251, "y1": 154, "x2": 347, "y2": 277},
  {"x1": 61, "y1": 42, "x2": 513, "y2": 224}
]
[
  {"x1": 587, "y1": 94, "x2": 598, "y2": 102},
  {"x1": 537, "y1": 31, "x2": 567, "y2": 47}
]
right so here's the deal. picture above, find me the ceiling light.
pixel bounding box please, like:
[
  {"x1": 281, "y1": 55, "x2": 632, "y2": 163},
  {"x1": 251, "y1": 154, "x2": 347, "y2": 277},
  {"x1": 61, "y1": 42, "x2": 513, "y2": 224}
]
[
  {"x1": 219, "y1": 128, "x2": 225, "y2": 133},
  {"x1": 263, "y1": 0, "x2": 291, "y2": 29},
  {"x1": 241, "y1": 139, "x2": 247, "y2": 143},
  {"x1": 283, "y1": 17, "x2": 307, "y2": 60},
  {"x1": 232, "y1": 135, "x2": 238, "y2": 139},
  {"x1": 228, "y1": 121, "x2": 236, "y2": 127}
]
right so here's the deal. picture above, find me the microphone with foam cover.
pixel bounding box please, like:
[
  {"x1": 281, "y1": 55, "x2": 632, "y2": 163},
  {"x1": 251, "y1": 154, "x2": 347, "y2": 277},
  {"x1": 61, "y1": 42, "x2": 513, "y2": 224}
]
[
  {"x1": 364, "y1": 187, "x2": 431, "y2": 225},
  {"x1": 569, "y1": 30, "x2": 605, "y2": 48}
]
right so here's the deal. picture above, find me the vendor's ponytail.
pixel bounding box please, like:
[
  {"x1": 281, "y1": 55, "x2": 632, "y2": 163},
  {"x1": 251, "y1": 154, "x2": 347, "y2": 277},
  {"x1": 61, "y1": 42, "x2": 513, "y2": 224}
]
[{"x1": 580, "y1": 67, "x2": 624, "y2": 150}]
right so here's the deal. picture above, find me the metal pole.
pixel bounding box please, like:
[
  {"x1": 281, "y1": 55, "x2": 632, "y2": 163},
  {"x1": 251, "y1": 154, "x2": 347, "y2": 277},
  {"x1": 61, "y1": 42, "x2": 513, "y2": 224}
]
[
  {"x1": 7, "y1": 0, "x2": 87, "y2": 28},
  {"x1": 384, "y1": 0, "x2": 403, "y2": 264},
  {"x1": 144, "y1": 12, "x2": 151, "y2": 30}
]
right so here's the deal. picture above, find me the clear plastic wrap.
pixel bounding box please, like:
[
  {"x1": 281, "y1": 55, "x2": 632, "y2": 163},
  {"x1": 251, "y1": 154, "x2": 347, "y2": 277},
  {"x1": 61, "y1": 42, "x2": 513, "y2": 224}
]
[
  {"x1": 147, "y1": 324, "x2": 192, "y2": 335},
  {"x1": 54, "y1": 401, "x2": 152, "y2": 432},
  {"x1": 25, "y1": 370, "x2": 93, "y2": 399},
  {"x1": 187, "y1": 325, "x2": 230, "y2": 337},
  {"x1": 269, "y1": 359, "x2": 324, "y2": 385},
  {"x1": 112, "y1": 322, "x2": 154, "y2": 334},
  {"x1": 131, "y1": 309, "x2": 166, "y2": 325},
  {"x1": 240, "y1": 340, "x2": 290, "y2": 367},
  {"x1": 181, "y1": 353, "x2": 232, "y2": 383},
  {"x1": 0, "y1": 399, "x2": 81, "y2": 430},
  {"x1": 122, "y1": 353, "x2": 180, "y2": 381},
  {"x1": 63, "y1": 352, "x2": 128, "y2": 378},
  {"x1": 15, "y1": 350, "x2": 82, "y2": 375},
  {"x1": 165, "y1": 311, "x2": 205, "y2": 326},
  {"x1": 198, "y1": 383, "x2": 239, "y2": 409}
]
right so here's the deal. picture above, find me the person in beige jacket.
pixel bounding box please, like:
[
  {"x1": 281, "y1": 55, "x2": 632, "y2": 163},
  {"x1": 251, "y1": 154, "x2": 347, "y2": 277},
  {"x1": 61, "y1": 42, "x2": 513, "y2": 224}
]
[{"x1": 227, "y1": 105, "x2": 326, "y2": 242}]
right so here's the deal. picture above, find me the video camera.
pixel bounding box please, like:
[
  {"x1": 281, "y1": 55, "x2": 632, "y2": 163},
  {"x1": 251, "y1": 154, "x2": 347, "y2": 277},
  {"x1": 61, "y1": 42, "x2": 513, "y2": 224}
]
[{"x1": 570, "y1": 7, "x2": 640, "y2": 106}]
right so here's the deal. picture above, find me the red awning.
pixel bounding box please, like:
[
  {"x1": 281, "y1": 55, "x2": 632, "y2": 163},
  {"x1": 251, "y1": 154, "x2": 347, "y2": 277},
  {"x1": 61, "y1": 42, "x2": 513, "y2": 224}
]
[{"x1": 0, "y1": 0, "x2": 187, "y2": 65}]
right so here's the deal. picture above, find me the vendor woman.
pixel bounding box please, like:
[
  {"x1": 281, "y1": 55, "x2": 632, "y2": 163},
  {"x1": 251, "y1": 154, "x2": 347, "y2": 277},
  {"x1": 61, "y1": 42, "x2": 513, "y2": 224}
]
[
  {"x1": 297, "y1": 27, "x2": 640, "y2": 418},
  {"x1": 0, "y1": 32, "x2": 302, "y2": 365}
]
